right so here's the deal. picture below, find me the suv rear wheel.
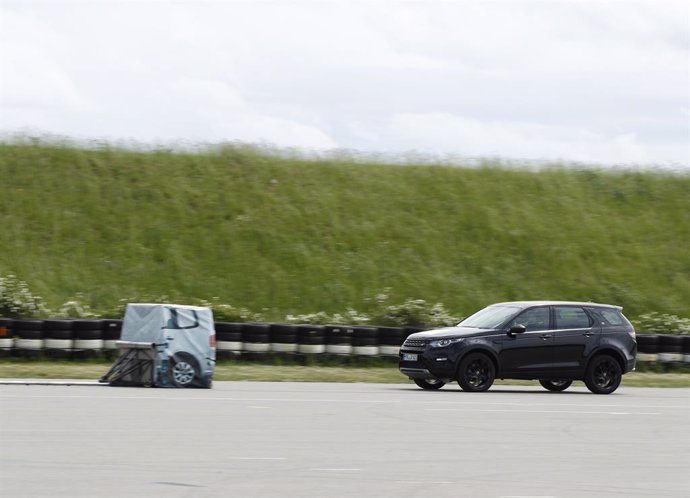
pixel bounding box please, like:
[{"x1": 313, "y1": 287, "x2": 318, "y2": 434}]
[
  {"x1": 584, "y1": 355, "x2": 622, "y2": 394},
  {"x1": 457, "y1": 353, "x2": 495, "y2": 392}
]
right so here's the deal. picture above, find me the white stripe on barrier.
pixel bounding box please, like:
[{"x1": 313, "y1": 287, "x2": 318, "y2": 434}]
[
  {"x1": 15, "y1": 338, "x2": 44, "y2": 350},
  {"x1": 217, "y1": 341, "x2": 242, "y2": 352},
  {"x1": 243, "y1": 342, "x2": 271, "y2": 353},
  {"x1": 271, "y1": 343, "x2": 298, "y2": 353},
  {"x1": 684, "y1": 354, "x2": 690, "y2": 363},
  {"x1": 325, "y1": 344, "x2": 353, "y2": 355},
  {"x1": 658, "y1": 352, "x2": 683, "y2": 363},
  {"x1": 378, "y1": 345, "x2": 400, "y2": 356},
  {"x1": 104, "y1": 340, "x2": 119, "y2": 350},
  {"x1": 636, "y1": 353, "x2": 658, "y2": 362},
  {"x1": 0, "y1": 338, "x2": 14, "y2": 348},
  {"x1": 44, "y1": 339, "x2": 73, "y2": 350},
  {"x1": 73, "y1": 339, "x2": 104, "y2": 350},
  {"x1": 353, "y1": 346, "x2": 379, "y2": 356},
  {"x1": 298, "y1": 344, "x2": 326, "y2": 354}
]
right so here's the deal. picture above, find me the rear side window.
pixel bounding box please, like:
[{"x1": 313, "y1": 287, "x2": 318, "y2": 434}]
[
  {"x1": 554, "y1": 307, "x2": 591, "y2": 329},
  {"x1": 599, "y1": 309, "x2": 625, "y2": 326}
]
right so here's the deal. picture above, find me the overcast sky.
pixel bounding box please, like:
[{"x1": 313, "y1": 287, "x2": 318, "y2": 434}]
[{"x1": 1, "y1": 0, "x2": 689, "y2": 168}]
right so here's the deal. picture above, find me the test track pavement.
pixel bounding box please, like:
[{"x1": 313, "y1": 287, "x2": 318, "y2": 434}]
[{"x1": 1, "y1": 381, "x2": 688, "y2": 497}]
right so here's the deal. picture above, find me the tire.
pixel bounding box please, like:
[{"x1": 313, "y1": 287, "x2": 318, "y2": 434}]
[
  {"x1": 457, "y1": 353, "x2": 495, "y2": 392},
  {"x1": 584, "y1": 355, "x2": 622, "y2": 394},
  {"x1": 170, "y1": 353, "x2": 199, "y2": 388},
  {"x1": 414, "y1": 378, "x2": 445, "y2": 390},
  {"x1": 539, "y1": 379, "x2": 573, "y2": 392}
]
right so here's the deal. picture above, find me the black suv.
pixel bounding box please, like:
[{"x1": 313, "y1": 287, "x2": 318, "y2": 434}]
[{"x1": 399, "y1": 301, "x2": 636, "y2": 394}]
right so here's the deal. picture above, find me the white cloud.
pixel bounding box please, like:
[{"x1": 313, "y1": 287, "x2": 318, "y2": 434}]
[{"x1": 0, "y1": 0, "x2": 688, "y2": 168}]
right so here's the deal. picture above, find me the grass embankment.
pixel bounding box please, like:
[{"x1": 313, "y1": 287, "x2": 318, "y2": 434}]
[
  {"x1": 1, "y1": 360, "x2": 688, "y2": 387},
  {"x1": 1, "y1": 140, "x2": 689, "y2": 319}
]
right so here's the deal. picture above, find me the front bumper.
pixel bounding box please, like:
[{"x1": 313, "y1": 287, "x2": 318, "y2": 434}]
[
  {"x1": 399, "y1": 350, "x2": 456, "y2": 381},
  {"x1": 399, "y1": 367, "x2": 436, "y2": 379}
]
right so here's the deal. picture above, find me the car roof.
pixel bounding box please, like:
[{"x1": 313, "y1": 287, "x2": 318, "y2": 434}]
[{"x1": 490, "y1": 301, "x2": 623, "y2": 310}]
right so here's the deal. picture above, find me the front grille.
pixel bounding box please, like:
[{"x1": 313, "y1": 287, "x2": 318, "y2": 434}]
[{"x1": 402, "y1": 338, "x2": 426, "y2": 348}]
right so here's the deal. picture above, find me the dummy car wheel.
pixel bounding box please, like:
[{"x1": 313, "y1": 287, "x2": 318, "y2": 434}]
[{"x1": 170, "y1": 353, "x2": 200, "y2": 387}]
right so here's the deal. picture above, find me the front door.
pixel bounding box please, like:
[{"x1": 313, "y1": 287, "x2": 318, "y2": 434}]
[{"x1": 499, "y1": 306, "x2": 553, "y2": 377}]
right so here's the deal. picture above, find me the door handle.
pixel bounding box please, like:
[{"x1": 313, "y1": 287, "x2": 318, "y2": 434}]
[
  {"x1": 583, "y1": 332, "x2": 593, "y2": 337},
  {"x1": 540, "y1": 334, "x2": 552, "y2": 339}
]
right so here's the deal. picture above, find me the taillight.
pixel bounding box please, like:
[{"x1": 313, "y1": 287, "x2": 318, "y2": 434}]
[
  {"x1": 628, "y1": 329, "x2": 636, "y2": 340},
  {"x1": 210, "y1": 334, "x2": 216, "y2": 347}
]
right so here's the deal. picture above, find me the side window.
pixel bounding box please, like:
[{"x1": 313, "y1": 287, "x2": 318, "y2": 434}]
[
  {"x1": 510, "y1": 307, "x2": 550, "y2": 332},
  {"x1": 554, "y1": 307, "x2": 591, "y2": 329},
  {"x1": 599, "y1": 309, "x2": 624, "y2": 326}
]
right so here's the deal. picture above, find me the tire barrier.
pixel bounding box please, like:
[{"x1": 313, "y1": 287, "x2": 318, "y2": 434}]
[
  {"x1": 43, "y1": 320, "x2": 74, "y2": 358},
  {"x1": 0, "y1": 318, "x2": 687, "y2": 364},
  {"x1": 352, "y1": 326, "x2": 378, "y2": 356},
  {"x1": 297, "y1": 324, "x2": 326, "y2": 354},
  {"x1": 378, "y1": 326, "x2": 408, "y2": 356},
  {"x1": 0, "y1": 318, "x2": 13, "y2": 357},
  {"x1": 215, "y1": 322, "x2": 243, "y2": 359},
  {"x1": 270, "y1": 324, "x2": 298, "y2": 355},
  {"x1": 636, "y1": 334, "x2": 659, "y2": 363},
  {"x1": 102, "y1": 320, "x2": 123, "y2": 359},
  {"x1": 325, "y1": 325, "x2": 353, "y2": 355},
  {"x1": 13, "y1": 320, "x2": 44, "y2": 357},
  {"x1": 658, "y1": 335, "x2": 684, "y2": 364},
  {"x1": 241, "y1": 323, "x2": 271, "y2": 357},
  {"x1": 72, "y1": 320, "x2": 104, "y2": 359}
]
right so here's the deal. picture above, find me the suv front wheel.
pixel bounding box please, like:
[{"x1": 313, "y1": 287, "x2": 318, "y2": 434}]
[
  {"x1": 457, "y1": 353, "x2": 495, "y2": 392},
  {"x1": 584, "y1": 355, "x2": 622, "y2": 394}
]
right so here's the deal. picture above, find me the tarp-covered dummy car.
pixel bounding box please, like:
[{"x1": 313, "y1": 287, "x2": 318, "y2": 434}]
[{"x1": 111, "y1": 303, "x2": 216, "y2": 388}]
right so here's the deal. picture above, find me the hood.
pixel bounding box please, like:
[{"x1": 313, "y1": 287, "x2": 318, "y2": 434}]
[{"x1": 408, "y1": 326, "x2": 494, "y2": 340}]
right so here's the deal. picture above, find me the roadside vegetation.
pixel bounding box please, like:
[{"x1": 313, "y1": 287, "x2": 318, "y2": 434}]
[{"x1": 1, "y1": 138, "x2": 689, "y2": 327}]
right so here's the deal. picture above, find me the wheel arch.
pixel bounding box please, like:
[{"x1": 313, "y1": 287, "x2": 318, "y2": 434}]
[
  {"x1": 455, "y1": 347, "x2": 499, "y2": 377},
  {"x1": 587, "y1": 347, "x2": 626, "y2": 373}
]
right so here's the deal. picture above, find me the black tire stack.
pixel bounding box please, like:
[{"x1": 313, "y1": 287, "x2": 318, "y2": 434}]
[
  {"x1": 14, "y1": 320, "x2": 43, "y2": 357},
  {"x1": 297, "y1": 325, "x2": 326, "y2": 355},
  {"x1": 378, "y1": 326, "x2": 407, "y2": 357},
  {"x1": 0, "y1": 318, "x2": 13, "y2": 357},
  {"x1": 270, "y1": 324, "x2": 298, "y2": 356},
  {"x1": 352, "y1": 326, "x2": 378, "y2": 357},
  {"x1": 72, "y1": 320, "x2": 104, "y2": 359},
  {"x1": 242, "y1": 323, "x2": 271, "y2": 358},
  {"x1": 43, "y1": 320, "x2": 74, "y2": 358},
  {"x1": 215, "y1": 322, "x2": 243, "y2": 359},
  {"x1": 636, "y1": 334, "x2": 659, "y2": 363},
  {"x1": 658, "y1": 335, "x2": 684, "y2": 365},
  {"x1": 102, "y1": 320, "x2": 123, "y2": 360},
  {"x1": 325, "y1": 325, "x2": 353, "y2": 356}
]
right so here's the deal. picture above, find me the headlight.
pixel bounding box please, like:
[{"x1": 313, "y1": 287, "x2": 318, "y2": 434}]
[{"x1": 429, "y1": 338, "x2": 463, "y2": 348}]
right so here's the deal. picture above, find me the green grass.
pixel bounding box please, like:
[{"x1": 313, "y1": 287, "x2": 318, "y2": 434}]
[
  {"x1": 1, "y1": 139, "x2": 689, "y2": 320},
  {"x1": 1, "y1": 359, "x2": 688, "y2": 387}
]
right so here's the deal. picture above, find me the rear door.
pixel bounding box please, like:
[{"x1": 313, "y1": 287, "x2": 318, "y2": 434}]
[{"x1": 551, "y1": 305, "x2": 600, "y2": 376}]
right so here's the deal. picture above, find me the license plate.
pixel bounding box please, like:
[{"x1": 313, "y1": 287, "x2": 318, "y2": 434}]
[{"x1": 402, "y1": 353, "x2": 418, "y2": 361}]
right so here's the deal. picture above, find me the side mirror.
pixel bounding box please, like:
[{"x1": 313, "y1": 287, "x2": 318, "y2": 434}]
[{"x1": 508, "y1": 324, "x2": 526, "y2": 337}]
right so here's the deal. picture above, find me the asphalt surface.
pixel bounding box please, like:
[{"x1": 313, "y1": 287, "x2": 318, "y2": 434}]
[{"x1": 1, "y1": 381, "x2": 689, "y2": 498}]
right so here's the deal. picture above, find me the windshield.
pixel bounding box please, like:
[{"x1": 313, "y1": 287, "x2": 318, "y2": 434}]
[{"x1": 459, "y1": 305, "x2": 521, "y2": 329}]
